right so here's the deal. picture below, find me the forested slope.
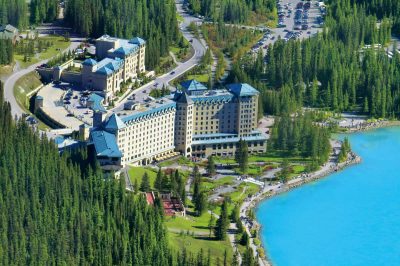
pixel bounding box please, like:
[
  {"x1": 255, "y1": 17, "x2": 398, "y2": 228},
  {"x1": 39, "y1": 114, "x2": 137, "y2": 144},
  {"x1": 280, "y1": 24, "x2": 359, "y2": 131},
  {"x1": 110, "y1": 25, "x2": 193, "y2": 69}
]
[
  {"x1": 351, "y1": 0, "x2": 400, "y2": 36},
  {"x1": 0, "y1": 0, "x2": 28, "y2": 29},
  {"x1": 228, "y1": 0, "x2": 400, "y2": 118},
  {"x1": 64, "y1": 0, "x2": 179, "y2": 69},
  {"x1": 0, "y1": 0, "x2": 180, "y2": 70},
  {"x1": 0, "y1": 84, "x2": 173, "y2": 265},
  {"x1": 187, "y1": 0, "x2": 275, "y2": 24}
]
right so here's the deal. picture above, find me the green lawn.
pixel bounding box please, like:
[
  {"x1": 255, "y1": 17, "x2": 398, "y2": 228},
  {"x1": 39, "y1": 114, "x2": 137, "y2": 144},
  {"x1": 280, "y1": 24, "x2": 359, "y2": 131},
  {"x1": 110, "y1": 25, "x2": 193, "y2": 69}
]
[
  {"x1": 214, "y1": 153, "x2": 311, "y2": 165},
  {"x1": 13, "y1": 71, "x2": 51, "y2": 130},
  {"x1": 128, "y1": 166, "x2": 189, "y2": 188},
  {"x1": 0, "y1": 63, "x2": 14, "y2": 76},
  {"x1": 158, "y1": 160, "x2": 175, "y2": 167},
  {"x1": 158, "y1": 156, "x2": 195, "y2": 167},
  {"x1": 234, "y1": 164, "x2": 263, "y2": 176},
  {"x1": 14, "y1": 71, "x2": 42, "y2": 110},
  {"x1": 186, "y1": 73, "x2": 209, "y2": 83},
  {"x1": 165, "y1": 211, "x2": 233, "y2": 264},
  {"x1": 169, "y1": 38, "x2": 192, "y2": 62},
  {"x1": 228, "y1": 182, "x2": 260, "y2": 205},
  {"x1": 165, "y1": 212, "x2": 212, "y2": 234},
  {"x1": 201, "y1": 176, "x2": 235, "y2": 194},
  {"x1": 15, "y1": 36, "x2": 71, "y2": 68},
  {"x1": 168, "y1": 232, "x2": 233, "y2": 264},
  {"x1": 176, "y1": 13, "x2": 184, "y2": 23},
  {"x1": 288, "y1": 164, "x2": 306, "y2": 178},
  {"x1": 128, "y1": 167, "x2": 158, "y2": 188},
  {"x1": 177, "y1": 156, "x2": 195, "y2": 167}
]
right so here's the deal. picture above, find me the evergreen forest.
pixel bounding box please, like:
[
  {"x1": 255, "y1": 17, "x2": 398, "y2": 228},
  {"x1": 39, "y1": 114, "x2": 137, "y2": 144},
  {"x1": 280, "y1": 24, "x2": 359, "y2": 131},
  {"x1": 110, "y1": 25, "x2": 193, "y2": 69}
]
[
  {"x1": 0, "y1": 39, "x2": 13, "y2": 65},
  {"x1": 64, "y1": 0, "x2": 179, "y2": 70},
  {"x1": 187, "y1": 0, "x2": 276, "y2": 23},
  {"x1": 228, "y1": 0, "x2": 400, "y2": 118}
]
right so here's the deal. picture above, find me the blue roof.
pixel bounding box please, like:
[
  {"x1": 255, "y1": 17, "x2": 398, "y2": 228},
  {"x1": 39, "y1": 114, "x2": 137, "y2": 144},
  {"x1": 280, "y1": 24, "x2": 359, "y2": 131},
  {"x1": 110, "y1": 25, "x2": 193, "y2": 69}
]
[
  {"x1": 95, "y1": 57, "x2": 124, "y2": 76},
  {"x1": 191, "y1": 94, "x2": 233, "y2": 103},
  {"x1": 36, "y1": 95, "x2": 43, "y2": 100},
  {"x1": 88, "y1": 93, "x2": 106, "y2": 112},
  {"x1": 227, "y1": 83, "x2": 259, "y2": 97},
  {"x1": 121, "y1": 102, "x2": 176, "y2": 123},
  {"x1": 129, "y1": 37, "x2": 146, "y2": 45},
  {"x1": 113, "y1": 45, "x2": 138, "y2": 56},
  {"x1": 54, "y1": 136, "x2": 65, "y2": 145},
  {"x1": 181, "y1": 80, "x2": 208, "y2": 92},
  {"x1": 90, "y1": 130, "x2": 122, "y2": 158},
  {"x1": 82, "y1": 58, "x2": 97, "y2": 66},
  {"x1": 105, "y1": 113, "x2": 126, "y2": 130}
]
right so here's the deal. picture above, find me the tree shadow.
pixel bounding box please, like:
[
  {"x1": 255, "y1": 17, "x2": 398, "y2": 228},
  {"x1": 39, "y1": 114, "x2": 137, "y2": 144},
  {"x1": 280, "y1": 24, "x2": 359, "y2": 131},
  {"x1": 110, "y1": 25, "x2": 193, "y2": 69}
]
[
  {"x1": 192, "y1": 226, "x2": 209, "y2": 230},
  {"x1": 194, "y1": 236, "x2": 218, "y2": 241}
]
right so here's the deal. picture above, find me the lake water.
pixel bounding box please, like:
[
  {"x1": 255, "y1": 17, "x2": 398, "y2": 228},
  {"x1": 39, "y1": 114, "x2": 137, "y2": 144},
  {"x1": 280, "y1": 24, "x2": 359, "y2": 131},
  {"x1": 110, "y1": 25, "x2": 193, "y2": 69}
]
[{"x1": 257, "y1": 127, "x2": 400, "y2": 266}]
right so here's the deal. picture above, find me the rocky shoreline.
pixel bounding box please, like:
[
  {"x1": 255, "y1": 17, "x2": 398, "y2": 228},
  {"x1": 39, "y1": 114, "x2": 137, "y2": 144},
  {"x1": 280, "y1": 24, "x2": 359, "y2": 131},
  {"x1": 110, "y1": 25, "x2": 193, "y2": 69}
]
[
  {"x1": 240, "y1": 147, "x2": 362, "y2": 266},
  {"x1": 343, "y1": 120, "x2": 400, "y2": 133}
]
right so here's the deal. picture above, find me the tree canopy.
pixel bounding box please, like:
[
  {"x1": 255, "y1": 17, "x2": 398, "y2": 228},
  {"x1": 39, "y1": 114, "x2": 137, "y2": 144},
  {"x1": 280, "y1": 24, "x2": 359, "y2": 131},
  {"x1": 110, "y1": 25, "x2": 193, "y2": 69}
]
[
  {"x1": 228, "y1": 0, "x2": 400, "y2": 118},
  {"x1": 64, "y1": 0, "x2": 179, "y2": 70},
  {"x1": 0, "y1": 83, "x2": 173, "y2": 265}
]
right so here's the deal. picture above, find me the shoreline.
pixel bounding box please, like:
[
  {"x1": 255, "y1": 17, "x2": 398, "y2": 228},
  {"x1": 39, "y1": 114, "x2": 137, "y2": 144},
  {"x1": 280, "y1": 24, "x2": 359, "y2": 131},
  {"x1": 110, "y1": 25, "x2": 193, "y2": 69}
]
[
  {"x1": 240, "y1": 121, "x2": 400, "y2": 265},
  {"x1": 342, "y1": 120, "x2": 400, "y2": 133},
  {"x1": 239, "y1": 143, "x2": 362, "y2": 266}
]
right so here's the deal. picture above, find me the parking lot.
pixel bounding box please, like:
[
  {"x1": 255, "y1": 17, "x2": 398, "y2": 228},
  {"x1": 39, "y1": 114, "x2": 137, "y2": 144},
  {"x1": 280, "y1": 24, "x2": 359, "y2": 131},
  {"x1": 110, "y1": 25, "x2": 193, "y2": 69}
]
[
  {"x1": 251, "y1": 0, "x2": 326, "y2": 55},
  {"x1": 37, "y1": 83, "x2": 94, "y2": 130}
]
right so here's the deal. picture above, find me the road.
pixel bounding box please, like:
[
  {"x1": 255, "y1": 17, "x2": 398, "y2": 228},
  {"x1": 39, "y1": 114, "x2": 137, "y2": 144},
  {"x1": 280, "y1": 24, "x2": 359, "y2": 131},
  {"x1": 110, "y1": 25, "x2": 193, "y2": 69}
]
[
  {"x1": 112, "y1": 0, "x2": 207, "y2": 112},
  {"x1": 3, "y1": 35, "x2": 85, "y2": 118}
]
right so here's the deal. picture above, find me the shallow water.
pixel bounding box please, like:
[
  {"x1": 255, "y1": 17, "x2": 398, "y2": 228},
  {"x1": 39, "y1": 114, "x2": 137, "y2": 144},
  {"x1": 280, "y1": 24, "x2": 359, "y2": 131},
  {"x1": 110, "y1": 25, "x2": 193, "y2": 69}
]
[{"x1": 257, "y1": 127, "x2": 400, "y2": 266}]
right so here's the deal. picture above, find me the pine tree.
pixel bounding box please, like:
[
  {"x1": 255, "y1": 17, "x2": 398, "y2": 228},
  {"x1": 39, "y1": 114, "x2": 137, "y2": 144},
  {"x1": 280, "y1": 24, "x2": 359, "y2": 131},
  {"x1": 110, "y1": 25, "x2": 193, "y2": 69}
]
[
  {"x1": 215, "y1": 199, "x2": 229, "y2": 240},
  {"x1": 240, "y1": 231, "x2": 249, "y2": 246},
  {"x1": 140, "y1": 172, "x2": 151, "y2": 192},
  {"x1": 155, "y1": 168, "x2": 163, "y2": 191},
  {"x1": 235, "y1": 139, "x2": 249, "y2": 173},
  {"x1": 207, "y1": 155, "x2": 216, "y2": 176}
]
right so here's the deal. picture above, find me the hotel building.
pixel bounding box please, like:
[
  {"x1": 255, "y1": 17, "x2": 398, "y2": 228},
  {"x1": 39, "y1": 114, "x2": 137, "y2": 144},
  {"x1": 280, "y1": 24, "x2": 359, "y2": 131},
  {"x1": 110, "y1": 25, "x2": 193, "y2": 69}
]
[
  {"x1": 89, "y1": 80, "x2": 267, "y2": 168},
  {"x1": 39, "y1": 35, "x2": 146, "y2": 103},
  {"x1": 81, "y1": 35, "x2": 146, "y2": 102}
]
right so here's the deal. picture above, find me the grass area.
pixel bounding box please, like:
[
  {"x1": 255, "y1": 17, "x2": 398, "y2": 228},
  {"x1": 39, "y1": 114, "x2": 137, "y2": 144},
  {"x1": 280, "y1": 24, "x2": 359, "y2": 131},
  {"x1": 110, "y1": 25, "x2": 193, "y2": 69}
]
[
  {"x1": 170, "y1": 46, "x2": 181, "y2": 54},
  {"x1": 165, "y1": 211, "x2": 233, "y2": 264},
  {"x1": 128, "y1": 167, "x2": 158, "y2": 187},
  {"x1": 0, "y1": 63, "x2": 14, "y2": 76},
  {"x1": 128, "y1": 166, "x2": 190, "y2": 188},
  {"x1": 201, "y1": 176, "x2": 235, "y2": 193},
  {"x1": 177, "y1": 156, "x2": 195, "y2": 167},
  {"x1": 169, "y1": 37, "x2": 192, "y2": 62},
  {"x1": 157, "y1": 156, "x2": 196, "y2": 168},
  {"x1": 168, "y1": 232, "x2": 232, "y2": 264},
  {"x1": 13, "y1": 72, "x2": 52, "y2": 131},
  {"x1": 227, "y1": 182, "x2": 260, "y2": 205},
  {"x1": 158, "y1": 160, "x2": 175, "y2": 167},
  {"x1": 165, "y1": 212, "x2": 211, "y2": 234},
  {"x1": 15, "y1": 35, "x2": 71, "y2": 69},
  {"x1": 14, "y1": 71, "x2": 42, "y2": 110},
  {"x1": 288, "y1": 164, "x2": 306, "y2": 179},
  {"x1": 155, "y1": 55, "x2": 176, "y2": 74},
  {"x1": 214, "y1": 153, "x2": 311, "y2": 165},
  {"x1": 234, "y1": 164, "x2": 263, "y2": 176},
  {"x1": 176, "y1": 13, "x2": 184, "y2": 23},
  {"x1": 186, "y1": 73, "x2": 209, "y2": 83}
]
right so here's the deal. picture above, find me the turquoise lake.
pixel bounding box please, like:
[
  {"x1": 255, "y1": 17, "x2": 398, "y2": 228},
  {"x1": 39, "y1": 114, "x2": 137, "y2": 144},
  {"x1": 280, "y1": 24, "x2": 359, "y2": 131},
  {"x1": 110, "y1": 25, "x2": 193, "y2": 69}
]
[{"x1": 257, "y1": 127, "x2": 400, "y2": 266}]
